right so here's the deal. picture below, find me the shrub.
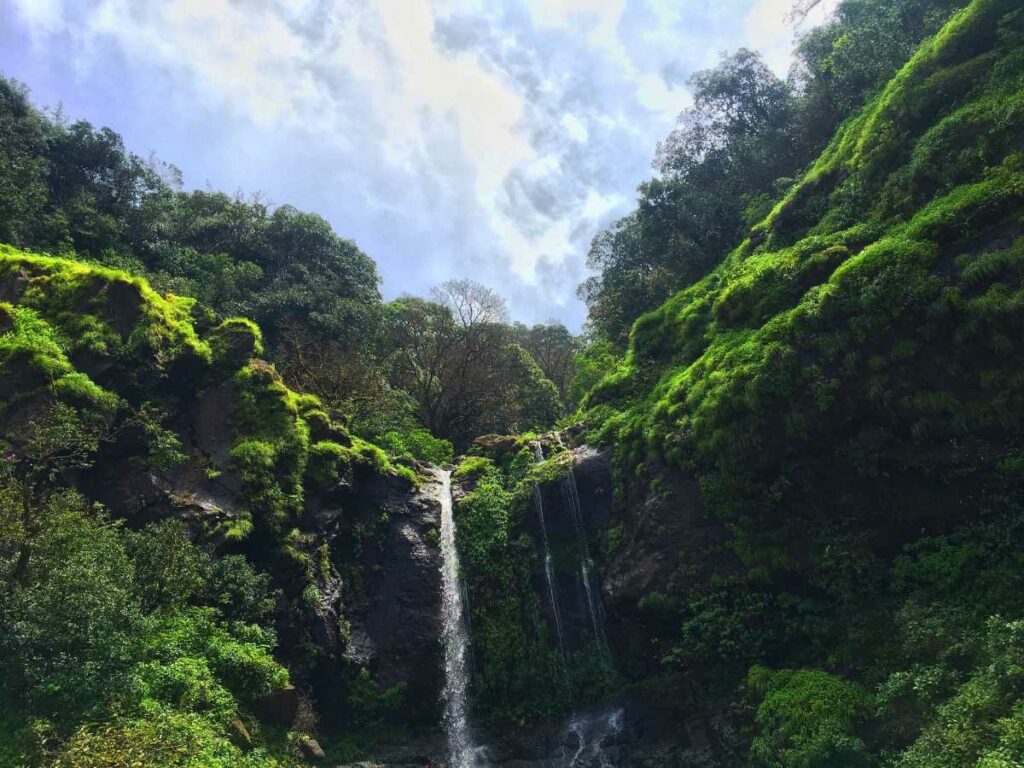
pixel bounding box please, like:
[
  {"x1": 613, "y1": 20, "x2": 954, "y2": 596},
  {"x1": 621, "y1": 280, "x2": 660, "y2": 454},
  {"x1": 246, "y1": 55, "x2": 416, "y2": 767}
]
[
  {"x1": 747, "y1": 667, "x2": 874, "y2": 768},
  {"x1": 1, "y1": 493, "x2": 143, "y2": 723},
  {"x1": 130, "y1": 519, "x2": 208, "y2": 613}
]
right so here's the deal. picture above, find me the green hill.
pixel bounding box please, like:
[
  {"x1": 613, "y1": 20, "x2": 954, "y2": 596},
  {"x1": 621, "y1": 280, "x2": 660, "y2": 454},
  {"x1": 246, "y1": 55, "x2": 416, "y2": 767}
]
[{"x1": 585, "y1": 0, "x2": 1024, "y2": 762}]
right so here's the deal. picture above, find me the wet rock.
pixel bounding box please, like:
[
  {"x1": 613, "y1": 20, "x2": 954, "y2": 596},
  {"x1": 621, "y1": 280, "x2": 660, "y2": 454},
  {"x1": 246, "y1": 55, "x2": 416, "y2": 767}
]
[
  {"x1": 602, "y1": 457, "x2": 739, "y2": 680},
  {"x1": 254, "y1": 685, "x2": 300, "y2": 726},
  {"x1": 0, "y1": 266, "x2": 30, "y2": 303},
  {"x1": 228, "y1": 716, "x2": 252, "y2": 747},
  {"x1": 0, "y1": 303, "x2": 13, "y2": 334},
  {"x1": 296, "y1": 735, "x2": 325, "y2": 761},
  {"x1": 471, "y1": 433, "x2": 520, "y2": 456},
  {"x1": 105, "y1": 280, "x2": 144, "y2": 340}
]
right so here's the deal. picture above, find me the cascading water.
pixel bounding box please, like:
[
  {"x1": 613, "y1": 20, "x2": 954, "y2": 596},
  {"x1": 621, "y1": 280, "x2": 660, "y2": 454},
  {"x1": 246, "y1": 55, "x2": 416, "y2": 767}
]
[
  {"x1": 557, "y1": 443, "x2": 609, "y2": 652},
  {"x1": 438, "y1": 469, "x2": 480, "y2": 768},
  {"x1": 531, "y1": 442, "x2": 565, "y2": 651},
  {"x1": 565, "y1": 708, "x2": 625, "y2": 767}
]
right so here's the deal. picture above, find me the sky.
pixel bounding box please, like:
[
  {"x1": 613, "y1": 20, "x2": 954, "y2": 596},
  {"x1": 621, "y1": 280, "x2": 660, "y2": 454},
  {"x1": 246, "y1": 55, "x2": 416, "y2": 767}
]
[{"x1": 0, "y1": 0, "x2": 838, "y2": 329}]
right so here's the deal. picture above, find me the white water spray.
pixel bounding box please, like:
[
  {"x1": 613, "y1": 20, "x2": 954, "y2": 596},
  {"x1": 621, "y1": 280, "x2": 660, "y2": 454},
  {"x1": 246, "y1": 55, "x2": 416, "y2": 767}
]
[
  {"x1": 566, "y1": 708, "x2": 625, "y2": 767},
  {"x1": 438, "y1": 470, "x2": 479, "y2": 768}
]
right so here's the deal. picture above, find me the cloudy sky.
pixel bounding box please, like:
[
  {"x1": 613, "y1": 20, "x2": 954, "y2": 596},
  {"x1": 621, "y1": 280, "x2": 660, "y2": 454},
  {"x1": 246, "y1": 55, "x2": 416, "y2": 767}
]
[{"x1": 0, "y1": 0, "x2": 836, "y2": 328}]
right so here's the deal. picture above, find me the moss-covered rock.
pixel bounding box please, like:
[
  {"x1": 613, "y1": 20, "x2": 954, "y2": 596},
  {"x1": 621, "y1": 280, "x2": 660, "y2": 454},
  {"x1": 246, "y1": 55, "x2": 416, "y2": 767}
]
[{"x1": 208, "y1": 317, "x2": 263, "y2": 369}]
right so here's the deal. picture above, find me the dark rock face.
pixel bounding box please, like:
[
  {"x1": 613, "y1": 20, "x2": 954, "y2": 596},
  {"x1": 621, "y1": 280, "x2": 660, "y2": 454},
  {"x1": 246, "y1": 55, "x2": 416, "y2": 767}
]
[
  {"x1": 602, "y1": 458, "x2": 738, "y2": 680},
  {"x1": 296, "y1": 734, "x2": 326, "y2": 761},
  {"x1": 82, "y1": 376, "x2": 244, "y2": 531},
  {"x1": 302, "y1": 466, "x2": 445, "y2": 729},
  {"x1": 482, "y1": 440, "x2": 720, "y2": 767},
  {"x1": 336, "y1": 696, "x2": 716, "y2": 767},
  {"x1": 254, "y1": 685, "x2": 300, "y2": 726},
  {"x1": 527, "y1": 444, "x2": 616, "y2": 653}
]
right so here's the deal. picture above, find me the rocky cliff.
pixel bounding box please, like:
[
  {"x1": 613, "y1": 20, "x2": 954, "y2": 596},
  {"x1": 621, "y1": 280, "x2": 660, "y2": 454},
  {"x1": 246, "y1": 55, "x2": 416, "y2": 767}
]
[{"x1": 0, "y1": 246, "x2": 449, "y2": 752}]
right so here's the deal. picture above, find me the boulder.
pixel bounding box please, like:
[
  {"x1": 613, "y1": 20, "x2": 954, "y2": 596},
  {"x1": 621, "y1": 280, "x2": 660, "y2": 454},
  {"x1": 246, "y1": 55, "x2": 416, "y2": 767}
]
[{"x1": 296, "y1": 735, "x2": 325, "y2": 761}]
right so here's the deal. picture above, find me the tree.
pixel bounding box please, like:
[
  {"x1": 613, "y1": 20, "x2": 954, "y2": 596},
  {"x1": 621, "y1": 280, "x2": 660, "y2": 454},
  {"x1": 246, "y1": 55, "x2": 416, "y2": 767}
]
[
  {"x1": 431, "y1": 278, "x2": 510, "y2": 328},
  {"x1": 0, "y1": 78, "x2": 50, "y2": 247},
  {"x1": 581, "y1": 49, "x2": 795, "y2": 345},
  {"x1": 384, "y1": 287, "x2": 562, "y2": 449},
  {"x1": 129, "y1": 519, "x2": 207, "y2": 614},
  {"x1": 0, "y1": 491, "x2": 143, "y2": 723},
  {"x1": 513, "y1": 322, "x2": 579, "y2": 404}
]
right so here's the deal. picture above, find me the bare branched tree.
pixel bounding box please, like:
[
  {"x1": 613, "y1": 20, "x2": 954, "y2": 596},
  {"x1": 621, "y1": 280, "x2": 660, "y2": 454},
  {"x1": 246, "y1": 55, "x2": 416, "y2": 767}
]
[{"x1": 431, "y1": 278, "x2": 510, "y2": 328}]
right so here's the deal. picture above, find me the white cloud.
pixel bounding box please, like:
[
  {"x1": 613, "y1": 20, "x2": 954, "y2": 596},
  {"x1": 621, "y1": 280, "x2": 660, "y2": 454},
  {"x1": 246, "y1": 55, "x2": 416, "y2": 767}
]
[
  {"x1": 745, "y1": 0, "x2": 841, "y2": 74},
  {"x1": 3, "y1": 0, "x2": 837, "y2": 327}
]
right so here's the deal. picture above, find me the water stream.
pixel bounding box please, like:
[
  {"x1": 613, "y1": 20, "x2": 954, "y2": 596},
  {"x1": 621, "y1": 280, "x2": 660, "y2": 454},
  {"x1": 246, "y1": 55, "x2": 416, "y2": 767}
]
[
  {"x1": 531, "y1": 442, "x2": 565, "y2": 651},
  {"x1": 556, "y1": 442, "x2": 609, "y2": 652},
  {"x1": 438, "y1": 469, "x2": 480, "y2": 768}
]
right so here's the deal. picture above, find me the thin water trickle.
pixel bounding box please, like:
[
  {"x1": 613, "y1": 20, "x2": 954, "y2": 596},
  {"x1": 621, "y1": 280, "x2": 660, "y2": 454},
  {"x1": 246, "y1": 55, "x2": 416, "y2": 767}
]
[
  {"x1": 556, "y1": 441, "x2": 609, "y2": 651},
  {"x1": 438, "y1": 469, "x2": 480, "y2": 768},
  {"x1": 531, "y1": 442, "x2": 565, "y2": 651}
]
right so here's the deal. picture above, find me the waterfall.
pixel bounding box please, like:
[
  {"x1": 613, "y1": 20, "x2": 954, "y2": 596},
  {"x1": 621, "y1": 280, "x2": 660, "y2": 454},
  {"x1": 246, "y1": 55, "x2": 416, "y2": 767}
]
[
  {"x1": 531, "y1": 442, "x2": 565, "y2": 651},
  {"x1": 438, "y1": 469, "x2": 479, "y2": 768},
  {"x1": 557, "y1": 448, "x2": 609, "y2": 651}
]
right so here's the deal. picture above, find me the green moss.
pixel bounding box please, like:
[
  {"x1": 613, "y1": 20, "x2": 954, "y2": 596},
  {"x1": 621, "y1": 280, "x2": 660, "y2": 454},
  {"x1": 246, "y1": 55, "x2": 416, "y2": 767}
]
[
  {"x1": 578, "y1": 6, "x2": 1024, "y2": 751},
  {"x1": 527, "y1": 453, "x2": 572, "y2": 485},
  {"x1": 588, "y1": 0, "x2": 1024, "y2": 538},
  {"x1": 208, "y1": 317, "x2": 263, "y2": 368},
  {"x1": 453, "y1": 455, "x2": 494, "y2": 480},
  {"x1": 350, "y1": 437, "x2": 418, "y2": 486},
  {"x1": 0, "y1": 306, "x2": 119, "y2": 418},
  {"x1": 306, "y1": 440, "x2": 351, "y2": 490},
  {"x1": 292, "y1": 393, "x2": 322, "y2": 417},
  {"x1": 0, "y1": 245, "x2": 211, "y2": 367}
]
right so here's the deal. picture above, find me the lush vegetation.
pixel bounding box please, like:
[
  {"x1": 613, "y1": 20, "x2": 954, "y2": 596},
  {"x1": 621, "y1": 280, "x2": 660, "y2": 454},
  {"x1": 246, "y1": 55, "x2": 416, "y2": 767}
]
[
  {"x1": 579, "y1": 0, "x2": 972, "y2": 347},
  {"x1": 3, "y1": 0, "x2": 1024, "y2": 763},
  {"x1": 0, "y1": 244, "x2": 420, "y2": 764},
  {"x1": 0, "y1": 488, "x2": 294, "y2": 767},
  {"x1": 583, "y1": 0, "x2": 1024, "y2": 763},
  {"x1": 0, "y1": 79, "x2": 580, "y2": 452},
  {"x1": 452, "y1": 442, "x2": 617, "y2": 725}
]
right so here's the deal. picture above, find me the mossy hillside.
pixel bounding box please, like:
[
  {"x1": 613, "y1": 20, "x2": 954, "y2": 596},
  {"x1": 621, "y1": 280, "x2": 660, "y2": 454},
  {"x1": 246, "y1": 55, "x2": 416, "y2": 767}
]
[
  {"x1": 583, "y1": 0, "x2": 1024, "y2": 760},
  {"x1": 0, "y1": 245, "x2": 414, "y2": 535},
  {"x1": 0, "y1": 245, "x2": 428, "y2": 763},
  {"x1": 0, "y1": 244, "x2": 211, "y2": 377},
  {"x1": 589, "y1": 0, "x2": 1024, "y2": 540}
]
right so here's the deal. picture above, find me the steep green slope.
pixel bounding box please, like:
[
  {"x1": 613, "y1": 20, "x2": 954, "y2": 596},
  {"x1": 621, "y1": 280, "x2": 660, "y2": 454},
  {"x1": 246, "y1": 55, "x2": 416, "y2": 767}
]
[
  {"x1": 586, "y1": 0, "x2": 1024, "y2": 762},
  {"x1": 592, "y1": 0, "x2": 1024, "y2": 550}
]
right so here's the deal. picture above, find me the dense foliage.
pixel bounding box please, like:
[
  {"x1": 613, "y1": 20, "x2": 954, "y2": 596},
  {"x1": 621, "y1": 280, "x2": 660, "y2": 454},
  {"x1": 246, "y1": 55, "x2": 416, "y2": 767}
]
[
  {"x1": 0, "y1": 83, "x2": 573, "y2": 453},
  {"x1": 579, "y1": 0, "x2": 972, "y2": 347},
  {"x1": 3, "y1": 0, "x2": 1024, "y2": 764},
  {"x1": 585, "y1": 0, "x2": 1024, "y2": 763},
  {"x1": 0, "y1": 244, "x2": 423, "y2": 764},
  {"x1": 0, "y1": 489, "x2": 293, "y2": 767}
]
